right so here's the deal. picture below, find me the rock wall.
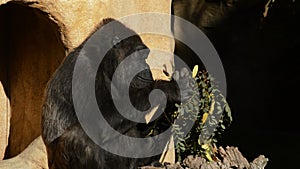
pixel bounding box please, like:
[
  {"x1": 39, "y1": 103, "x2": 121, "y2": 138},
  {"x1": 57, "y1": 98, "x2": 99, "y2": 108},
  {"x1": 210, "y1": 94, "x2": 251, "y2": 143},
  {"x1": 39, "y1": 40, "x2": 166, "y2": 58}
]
[
  {"x1": 0, "y1": 0, "x2": 173, "y2": 159},
  {"x1": 1, "y1": 4, "x2": 66, "y2": 158},
  {"x1": 0, "y1": 76, "x2": 9, "y2": 161},
  {"x1": 0, "y1": 5, "x2": 11, "y2": 160}
]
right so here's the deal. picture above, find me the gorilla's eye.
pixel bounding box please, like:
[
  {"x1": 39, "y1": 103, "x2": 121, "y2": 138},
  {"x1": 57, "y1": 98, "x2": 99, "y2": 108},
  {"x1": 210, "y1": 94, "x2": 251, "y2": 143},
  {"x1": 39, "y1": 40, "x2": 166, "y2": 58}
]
[{"x1": 112, "y1": 36, "x2": 121, "y2": 46}]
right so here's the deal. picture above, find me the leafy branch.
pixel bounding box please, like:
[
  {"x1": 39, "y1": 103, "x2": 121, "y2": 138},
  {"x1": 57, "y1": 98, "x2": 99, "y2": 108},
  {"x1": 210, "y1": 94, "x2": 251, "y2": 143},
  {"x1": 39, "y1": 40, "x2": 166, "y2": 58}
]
[{"x1": 172, "y1": 65, "x2": 233, "y2": 163}]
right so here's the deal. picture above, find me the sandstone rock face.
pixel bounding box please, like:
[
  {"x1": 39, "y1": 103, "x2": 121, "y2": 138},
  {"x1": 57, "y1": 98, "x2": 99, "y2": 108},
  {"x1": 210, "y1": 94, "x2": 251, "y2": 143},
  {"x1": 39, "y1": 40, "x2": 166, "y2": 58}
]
[
  {"x1": 0, "y1": 137, "x2": 48, "y2": 169},
  {"x1": 0, "y1": 83, "x2": 9, "y2": 160},
  {"x1": 0, "y1": 0, "x2": 173, "y2": 164},
  {"x1": 0, "y1": 4, "x2": 11, "y2": 160},
  {"x1": 2, "y1": 4, "x2": 66, "y2": 158}
]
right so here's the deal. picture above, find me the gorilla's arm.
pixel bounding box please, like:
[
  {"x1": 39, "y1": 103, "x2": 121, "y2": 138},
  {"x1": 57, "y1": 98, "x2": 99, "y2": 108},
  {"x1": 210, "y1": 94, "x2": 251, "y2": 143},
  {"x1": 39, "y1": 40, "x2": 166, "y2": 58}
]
[{"x1": 42, "y1": 49, "x2": 78, "y2": 144}]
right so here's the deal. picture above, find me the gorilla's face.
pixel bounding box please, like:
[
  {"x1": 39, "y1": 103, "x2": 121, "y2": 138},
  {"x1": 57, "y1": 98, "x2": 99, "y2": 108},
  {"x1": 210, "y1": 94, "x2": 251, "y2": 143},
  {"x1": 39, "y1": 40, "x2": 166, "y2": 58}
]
[{"x1": 98, "y1": 21, "x2": 153, "y2": 96}]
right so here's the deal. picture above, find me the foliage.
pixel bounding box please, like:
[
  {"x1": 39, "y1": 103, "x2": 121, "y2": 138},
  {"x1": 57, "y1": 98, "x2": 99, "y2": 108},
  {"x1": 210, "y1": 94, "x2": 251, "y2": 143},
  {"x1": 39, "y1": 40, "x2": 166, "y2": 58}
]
[{"x1": 172, "y1": 65, "x2": 233, "y2": 163}]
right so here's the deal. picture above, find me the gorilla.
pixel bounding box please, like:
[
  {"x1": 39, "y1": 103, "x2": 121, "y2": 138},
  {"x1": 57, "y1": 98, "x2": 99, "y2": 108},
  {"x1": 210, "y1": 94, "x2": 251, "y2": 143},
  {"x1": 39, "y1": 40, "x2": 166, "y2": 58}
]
[{"x1": 42, "y1": 18, "x2": 192, "y2": 169}]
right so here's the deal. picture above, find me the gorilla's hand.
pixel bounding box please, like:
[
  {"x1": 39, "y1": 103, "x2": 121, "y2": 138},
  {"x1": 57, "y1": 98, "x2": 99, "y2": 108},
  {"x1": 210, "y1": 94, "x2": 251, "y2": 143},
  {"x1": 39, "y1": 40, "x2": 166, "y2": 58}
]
[{"x1": 173, "y1": 68, "x2": 195, "y2": 102}]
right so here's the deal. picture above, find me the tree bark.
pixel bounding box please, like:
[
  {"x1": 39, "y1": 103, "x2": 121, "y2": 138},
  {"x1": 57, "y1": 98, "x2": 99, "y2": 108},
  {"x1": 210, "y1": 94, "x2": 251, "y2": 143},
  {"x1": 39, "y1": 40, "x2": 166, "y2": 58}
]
[{"x1": 141, "y1": 146, "x2": 268, "y2": 169}]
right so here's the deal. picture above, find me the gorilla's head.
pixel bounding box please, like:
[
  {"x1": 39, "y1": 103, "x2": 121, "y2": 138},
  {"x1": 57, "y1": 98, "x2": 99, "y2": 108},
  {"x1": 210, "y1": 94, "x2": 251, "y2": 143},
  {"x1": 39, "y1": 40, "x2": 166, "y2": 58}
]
[{"x1": 97, "y1": 19, "x2": 153, "y2": 95}]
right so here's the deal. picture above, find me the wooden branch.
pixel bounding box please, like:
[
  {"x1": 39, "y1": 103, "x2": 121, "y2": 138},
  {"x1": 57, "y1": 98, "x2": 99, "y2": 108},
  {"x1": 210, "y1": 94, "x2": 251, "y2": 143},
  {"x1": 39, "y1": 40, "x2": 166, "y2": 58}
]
[{"x1": 141, "y1": 146, "x2": 268, "y2": 169}]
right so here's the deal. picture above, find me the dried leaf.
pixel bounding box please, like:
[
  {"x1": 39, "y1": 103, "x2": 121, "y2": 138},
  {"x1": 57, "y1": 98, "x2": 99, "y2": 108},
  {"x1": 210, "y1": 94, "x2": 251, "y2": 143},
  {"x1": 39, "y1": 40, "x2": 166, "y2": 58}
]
[
  {"x1": 192, "y1": 65, "x2": 199, "y2": 78},
  {"x1": 202, "y1": 113, "x2": 209, "y2": 123}
]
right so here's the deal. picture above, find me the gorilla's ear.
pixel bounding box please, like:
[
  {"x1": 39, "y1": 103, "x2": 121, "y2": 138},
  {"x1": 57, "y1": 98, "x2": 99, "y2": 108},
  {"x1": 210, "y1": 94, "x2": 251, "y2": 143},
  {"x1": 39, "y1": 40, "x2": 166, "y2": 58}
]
[{"x1": 103, "y1": 72, "x2": 120, "y2": 99}]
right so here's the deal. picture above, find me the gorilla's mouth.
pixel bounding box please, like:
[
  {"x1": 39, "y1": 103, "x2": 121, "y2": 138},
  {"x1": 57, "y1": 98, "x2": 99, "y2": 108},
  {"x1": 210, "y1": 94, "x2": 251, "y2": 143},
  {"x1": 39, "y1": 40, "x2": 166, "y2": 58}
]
[
  {"x1": 136, "y1": 69, "x2": 153, "y2": 82},
  {"x1": 136, "y1": 75, "x2": 153, "y2": 82}
]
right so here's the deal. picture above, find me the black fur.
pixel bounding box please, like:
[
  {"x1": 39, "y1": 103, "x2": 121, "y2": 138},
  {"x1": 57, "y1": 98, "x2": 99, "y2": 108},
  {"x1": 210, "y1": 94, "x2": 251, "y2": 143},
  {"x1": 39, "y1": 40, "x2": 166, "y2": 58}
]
[{"x1": 42, "y1": 18, "x2": 190, "y2": 169}]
